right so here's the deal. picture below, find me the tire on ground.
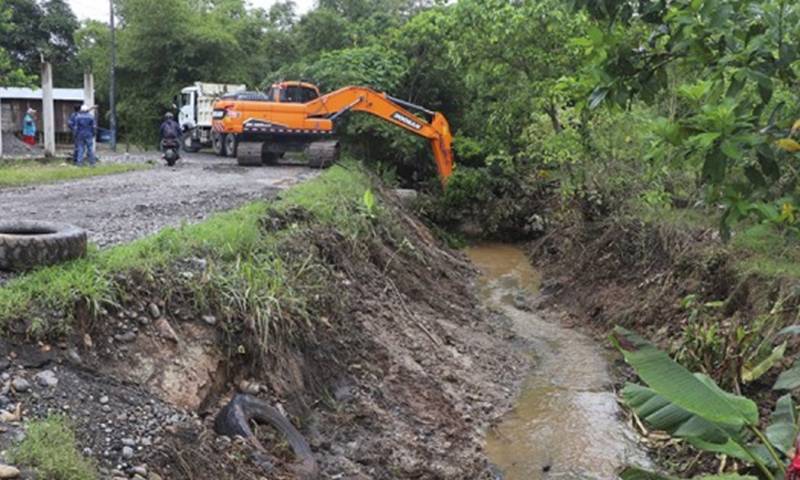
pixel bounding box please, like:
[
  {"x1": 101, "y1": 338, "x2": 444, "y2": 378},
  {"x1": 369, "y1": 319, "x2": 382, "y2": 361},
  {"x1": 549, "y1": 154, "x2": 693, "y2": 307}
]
[{"x1": 0, "y1": 221, "x2": 87, "y2": 272}]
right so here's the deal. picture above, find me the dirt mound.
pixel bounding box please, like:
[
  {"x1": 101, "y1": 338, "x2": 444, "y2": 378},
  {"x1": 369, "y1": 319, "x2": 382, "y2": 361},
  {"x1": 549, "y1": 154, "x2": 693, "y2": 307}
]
[
  {"x1": 1, "y1": 133, "x2": 42, "y2": 157},
  {"x1": 531, "y1": 217, "x2": 733, "y2": 338},
  {"x1": 0, "y1": 181, "x2": 526, "y2": 478}
]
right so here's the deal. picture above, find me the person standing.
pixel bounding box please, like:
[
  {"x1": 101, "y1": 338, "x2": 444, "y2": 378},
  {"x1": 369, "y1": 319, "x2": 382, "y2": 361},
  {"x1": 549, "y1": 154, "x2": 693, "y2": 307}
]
[
  {"x1": 22, "y1": 108, "x2": 37, "y2": 145},
  {"x1": 73, "y1": 105, "x2": 97, "y2": 167},
  {"x1": 68, "y1": 105, "x2": 80, "y2": 163}
]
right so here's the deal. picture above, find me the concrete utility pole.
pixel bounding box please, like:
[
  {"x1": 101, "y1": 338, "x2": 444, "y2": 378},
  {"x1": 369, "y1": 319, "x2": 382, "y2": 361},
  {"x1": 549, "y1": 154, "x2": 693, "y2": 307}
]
[
  {"x1": 0, "y1": 92, "x2": 4, "y2": 157},
  {"x1": 109, "y1": 0, "x2": 117, "y2": 151},
  {"x1": 41, "y1": 61, "x2": 56, "y2": 157},
  {"x1": 83, "y1": 70, "x2": 95, "y2": 108}
]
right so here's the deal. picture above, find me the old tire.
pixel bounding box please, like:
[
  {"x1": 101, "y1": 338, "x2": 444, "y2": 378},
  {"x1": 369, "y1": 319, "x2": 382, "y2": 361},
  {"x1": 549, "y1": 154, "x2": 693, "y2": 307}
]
[{"x1": 0, "y1": 221, "x2": 87, "y2": 272}]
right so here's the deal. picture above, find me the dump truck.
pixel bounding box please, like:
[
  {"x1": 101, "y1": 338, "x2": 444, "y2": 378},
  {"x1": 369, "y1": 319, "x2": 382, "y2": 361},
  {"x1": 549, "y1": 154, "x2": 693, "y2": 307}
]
[
  {"x1": 176, "y1": 82, "x2": 246, "y2": 153},
  {"x1": 211, "y1": 81, "x2": 454, "y2": 183}
]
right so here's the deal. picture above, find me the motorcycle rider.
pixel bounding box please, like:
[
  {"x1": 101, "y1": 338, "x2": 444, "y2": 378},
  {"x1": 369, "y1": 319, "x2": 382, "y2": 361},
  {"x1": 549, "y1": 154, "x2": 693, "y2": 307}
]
[{"x1": 159, "y1": 112, "x2": 181, "y2": 149}]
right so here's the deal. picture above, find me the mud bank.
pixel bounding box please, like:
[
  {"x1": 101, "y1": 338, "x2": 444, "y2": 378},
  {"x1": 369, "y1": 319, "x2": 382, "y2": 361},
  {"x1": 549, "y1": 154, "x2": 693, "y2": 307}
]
[
  {"x1": 0, "y1": 165, "x2": 528, "y2": 479},
  {"x1": 529, "y1": 216, "x2": 800, "y2": 475}
]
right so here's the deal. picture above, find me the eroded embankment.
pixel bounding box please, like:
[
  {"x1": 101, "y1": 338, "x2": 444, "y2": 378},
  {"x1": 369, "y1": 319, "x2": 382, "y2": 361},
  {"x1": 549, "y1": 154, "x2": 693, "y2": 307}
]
[
  {"x1": 0, "y1": 163, "x2": 527, "y2": 479},
  {"x1": 530, "y1": 216, "x2": 800, "y2": 475}
]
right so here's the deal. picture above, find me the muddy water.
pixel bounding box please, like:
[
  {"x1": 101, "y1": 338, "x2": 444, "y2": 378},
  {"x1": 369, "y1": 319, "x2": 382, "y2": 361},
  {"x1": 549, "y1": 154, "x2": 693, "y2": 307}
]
[{"x1": 465, "y1": 243, "x2": 649, "y2": 480}]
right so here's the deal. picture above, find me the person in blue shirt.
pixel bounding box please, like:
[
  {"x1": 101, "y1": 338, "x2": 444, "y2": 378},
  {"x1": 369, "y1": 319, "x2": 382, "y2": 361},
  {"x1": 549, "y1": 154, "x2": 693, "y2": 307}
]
[
  {"x1": 22, "y1": 108, "x2": 37, "y2": 145},
  {"x1": 73, "y1": 105, "x2": 97, "y2": 167},
  {"x1": 67, "y1": 105, "x2": 80, "y2": 163}
]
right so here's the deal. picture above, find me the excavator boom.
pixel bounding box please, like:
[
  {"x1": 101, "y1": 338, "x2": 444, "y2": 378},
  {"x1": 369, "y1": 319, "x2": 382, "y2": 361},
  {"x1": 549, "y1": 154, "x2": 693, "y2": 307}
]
[{"x1": 212, "y1": 83, "x2": 454, "y2": 183}]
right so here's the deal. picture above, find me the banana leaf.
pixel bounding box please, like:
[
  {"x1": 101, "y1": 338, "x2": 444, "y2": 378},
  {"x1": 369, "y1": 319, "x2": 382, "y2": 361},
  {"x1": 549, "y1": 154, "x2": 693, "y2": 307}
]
[
  {"x1": 612, "y1": 327, "x2": 759, "y2": 429},
  {"x1": 766, "y1": 394, "x2": 796, "y2": 455},
  {"x1": 622, "y1": 383, "x2": 757, "y2": 463},
  {"x1": 774, "y1": 358, "x2": 800, "y2": 390},
  {"x1": 620, "y1": 467, "x2": 757, "y2": 480},
  {"x1": 741, "y1": 342, "x2": 786, "y2": 383}
]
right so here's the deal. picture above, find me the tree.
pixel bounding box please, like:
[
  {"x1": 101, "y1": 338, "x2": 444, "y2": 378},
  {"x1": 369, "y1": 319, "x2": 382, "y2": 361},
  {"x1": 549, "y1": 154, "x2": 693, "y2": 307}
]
[
  {"x1": 451, "y1": 0, "x2": 589, "y2": 152},
  {"x1": 0, "y1": 0, "x2": 80, "y2": 86},
  {"x1": 0, "y1": 1, "x2": 35, "y2": 86},
  {"x1": 580, "y1": 0, "x2": 800, "y2": 235}
]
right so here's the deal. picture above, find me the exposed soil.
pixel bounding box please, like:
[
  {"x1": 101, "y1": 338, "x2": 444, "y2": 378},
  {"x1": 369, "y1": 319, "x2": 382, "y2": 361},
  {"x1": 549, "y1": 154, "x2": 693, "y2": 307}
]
[
  {"x1": 0, "y1": 186, "x2": 530, "y2": 479},
  {"x1": 528, "y1": 214, "x2": 800, "y2": 476}
]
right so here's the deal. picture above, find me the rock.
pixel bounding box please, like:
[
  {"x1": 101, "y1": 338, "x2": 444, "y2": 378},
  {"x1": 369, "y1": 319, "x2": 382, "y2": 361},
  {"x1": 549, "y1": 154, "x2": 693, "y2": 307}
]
[
  {"x1": 137, "y1": 316, "x2": 151, "y2": 326},
  {"x1": 148, "y1": 473, "x2": 163, "y2": 480},
  {"x1": 148, "y1": 303, "x2": 160, "y2": 319},
  {"x1": 114, "y1": 331, "x2": 137, "y2": 343},
  {"x1": 122, "y1": 437, "x2": 136, "y2": 447},
  {"x1": 155, "y1": 318, "x2": 179, "y2": 343},
  {"x1": 34, "y1": 370, "x2": 58, "y2": 388},
  {"x1": 0, "y1": 464, "x2": 20, "y2": 478},
  {"x1": 131, "y1": 465, "x2": 148, "y2": 476},
  {"x1": 202, "y1": 315, "x2": 217, "y2": 326},
  {"x1": 122, "y1": 446, "x2": 134, "y2": 459},
  {"x1": 11, "y1": 378, "x2": 29, "y2": 393},
  {"x1": 83, "y1": 334, "x2": 93, "y2": 348},
  {"x1": 99, "y1": 395, "x2": 109, "y2": 404},
  {"x1": 237, "y1": 380, "x2": 260, "y2": 395},
  {"x1": 0, "y1": 403, "x2": 21, "y2": 422}
]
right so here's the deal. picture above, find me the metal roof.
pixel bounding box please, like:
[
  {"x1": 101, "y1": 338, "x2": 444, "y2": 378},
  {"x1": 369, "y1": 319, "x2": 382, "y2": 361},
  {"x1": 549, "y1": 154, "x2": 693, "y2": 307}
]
[{"x1": 0, "y1": 87, "x2": 85, "y2": 101}]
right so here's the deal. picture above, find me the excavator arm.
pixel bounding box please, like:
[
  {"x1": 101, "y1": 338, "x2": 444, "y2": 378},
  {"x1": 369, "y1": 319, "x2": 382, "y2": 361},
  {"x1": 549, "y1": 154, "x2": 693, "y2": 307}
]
[
  {"x1": 307, "y1": 87, "x2": 454, "y2": 183},
  {"x1": 213, "y1": 83, "x2": 455, "y2": 184}
]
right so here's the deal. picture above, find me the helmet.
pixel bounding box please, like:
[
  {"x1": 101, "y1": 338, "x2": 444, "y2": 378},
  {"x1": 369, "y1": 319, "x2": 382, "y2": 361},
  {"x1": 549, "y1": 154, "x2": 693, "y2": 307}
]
[
  {"x1": 80, "y1": 105, "x2": 91, "y2": 112},
  {"x1": 164, "y1": 112, "x2": 174, "y2": 119}
]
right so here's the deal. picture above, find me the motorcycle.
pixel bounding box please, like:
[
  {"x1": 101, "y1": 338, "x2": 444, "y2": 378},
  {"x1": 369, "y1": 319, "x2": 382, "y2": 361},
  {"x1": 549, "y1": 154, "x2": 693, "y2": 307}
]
[{"x1": 161, "y1": 138, "x2": 180, "y2": 166}]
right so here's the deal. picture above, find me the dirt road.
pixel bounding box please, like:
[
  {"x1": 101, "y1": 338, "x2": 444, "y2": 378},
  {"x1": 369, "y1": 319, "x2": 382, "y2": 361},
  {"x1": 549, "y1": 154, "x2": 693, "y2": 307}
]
[{"x1": 0, "y1": 152, "x2": 319, "y2": 248}]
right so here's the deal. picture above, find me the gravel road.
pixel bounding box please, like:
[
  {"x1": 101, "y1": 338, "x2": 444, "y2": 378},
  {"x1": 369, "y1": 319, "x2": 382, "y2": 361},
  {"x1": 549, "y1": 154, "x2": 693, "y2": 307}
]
[{"x1": 0, "y1": 152, "x2": 319, "y2": 281}]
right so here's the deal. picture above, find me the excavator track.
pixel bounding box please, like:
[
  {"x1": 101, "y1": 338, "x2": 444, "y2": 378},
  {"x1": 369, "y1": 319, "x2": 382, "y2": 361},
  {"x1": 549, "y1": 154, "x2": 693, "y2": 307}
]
[
  {"x1": 236, "y1": 141, "x2": 264, "y2": 166},
  {"x1": 305, "y1": 141, "x2": 340, "y2": 169}
]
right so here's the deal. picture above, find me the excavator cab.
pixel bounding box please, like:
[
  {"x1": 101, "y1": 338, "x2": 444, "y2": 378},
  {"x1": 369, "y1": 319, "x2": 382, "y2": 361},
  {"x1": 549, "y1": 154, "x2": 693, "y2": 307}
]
[{"x1": 265, "y1": 82, "x2": 320, "y2": 104}]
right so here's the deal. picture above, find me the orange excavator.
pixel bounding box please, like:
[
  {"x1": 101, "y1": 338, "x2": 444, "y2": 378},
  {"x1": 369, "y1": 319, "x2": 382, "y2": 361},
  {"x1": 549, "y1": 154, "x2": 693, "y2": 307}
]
[{"x1": 211, "y1": 81, "x2": 454, "y2": 183}]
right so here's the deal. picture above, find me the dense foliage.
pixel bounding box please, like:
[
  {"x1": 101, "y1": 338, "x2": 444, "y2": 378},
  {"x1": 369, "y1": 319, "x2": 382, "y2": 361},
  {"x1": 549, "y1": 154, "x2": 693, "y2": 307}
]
[{"x1": 4, "y1": 0, "x2": 800, "y2": 234}]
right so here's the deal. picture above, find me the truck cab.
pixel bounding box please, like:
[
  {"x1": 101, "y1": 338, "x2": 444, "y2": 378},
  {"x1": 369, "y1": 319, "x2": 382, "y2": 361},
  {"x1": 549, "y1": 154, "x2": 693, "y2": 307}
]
[
  {"x1": 175, "y1": 82, "x2": 246, "y2": 153},
  {"x1": 264, "y1": 82, "x2": 321, "y2": 103}
]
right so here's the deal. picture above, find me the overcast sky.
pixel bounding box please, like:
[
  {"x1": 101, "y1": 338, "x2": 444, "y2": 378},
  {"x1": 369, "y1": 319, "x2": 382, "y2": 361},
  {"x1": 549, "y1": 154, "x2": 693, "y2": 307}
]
[{"x1": 66, "y1": 0, "x2": 315, "y2": 23}]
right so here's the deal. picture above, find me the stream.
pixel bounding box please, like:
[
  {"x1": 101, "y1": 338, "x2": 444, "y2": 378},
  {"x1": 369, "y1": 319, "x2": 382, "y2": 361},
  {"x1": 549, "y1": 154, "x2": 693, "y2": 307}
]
[{"x1": 465, "y1": 243, "x2": 650, "y2": 480}]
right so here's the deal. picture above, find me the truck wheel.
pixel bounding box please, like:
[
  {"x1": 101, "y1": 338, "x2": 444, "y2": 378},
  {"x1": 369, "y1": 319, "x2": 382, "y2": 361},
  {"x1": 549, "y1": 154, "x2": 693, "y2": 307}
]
[
  {"x1": 212, "y1": 132, "x2": 226, "y2": 156},
  {"x1": 224, "y1": 134, "x2": 238, "y2": 158},
  {"x1": 0, "y1": 221, "x2": 87, "y2": 271},
  {"x1": 182, "y1": 133, "x2": 201, "y2": 153}
]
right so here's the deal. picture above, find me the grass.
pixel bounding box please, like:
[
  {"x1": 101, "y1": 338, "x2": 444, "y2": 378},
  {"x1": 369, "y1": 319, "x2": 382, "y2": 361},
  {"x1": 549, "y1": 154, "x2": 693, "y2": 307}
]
[
  {"x1": 0, "y1": 159, "x2": 149, "y2": 188},
  {"x1": 730, "y1": 223, "x2": 800, "y2": 278},
  {"x1": 11, "y1": 416, "x2": 96, "y2": 480},
  {"x1": 0, "y1": 160, "x2": 375, "y2": 342}
]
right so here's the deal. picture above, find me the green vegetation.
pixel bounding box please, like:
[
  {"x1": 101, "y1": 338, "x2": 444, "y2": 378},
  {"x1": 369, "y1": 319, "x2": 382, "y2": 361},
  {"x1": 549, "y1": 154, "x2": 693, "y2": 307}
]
[
  {"x1": 0, "y1": 160, "x2": 150, "y2": 188},
  {"x1": 11, "y1": 416, "x2": 97, "y2": 480},
  {"x1": 613, "y1": 327, "x2": 800, "y2": 479},
  {"x1": 0, "y1": 162, "x2": 374, "y2": 354}
]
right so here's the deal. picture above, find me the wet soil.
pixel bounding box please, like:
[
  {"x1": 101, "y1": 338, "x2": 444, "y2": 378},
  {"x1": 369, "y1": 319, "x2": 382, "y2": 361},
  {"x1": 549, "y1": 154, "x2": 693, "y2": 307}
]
[{"x1": 466, "y1": 243, "x2": 649, "y2": 479}]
